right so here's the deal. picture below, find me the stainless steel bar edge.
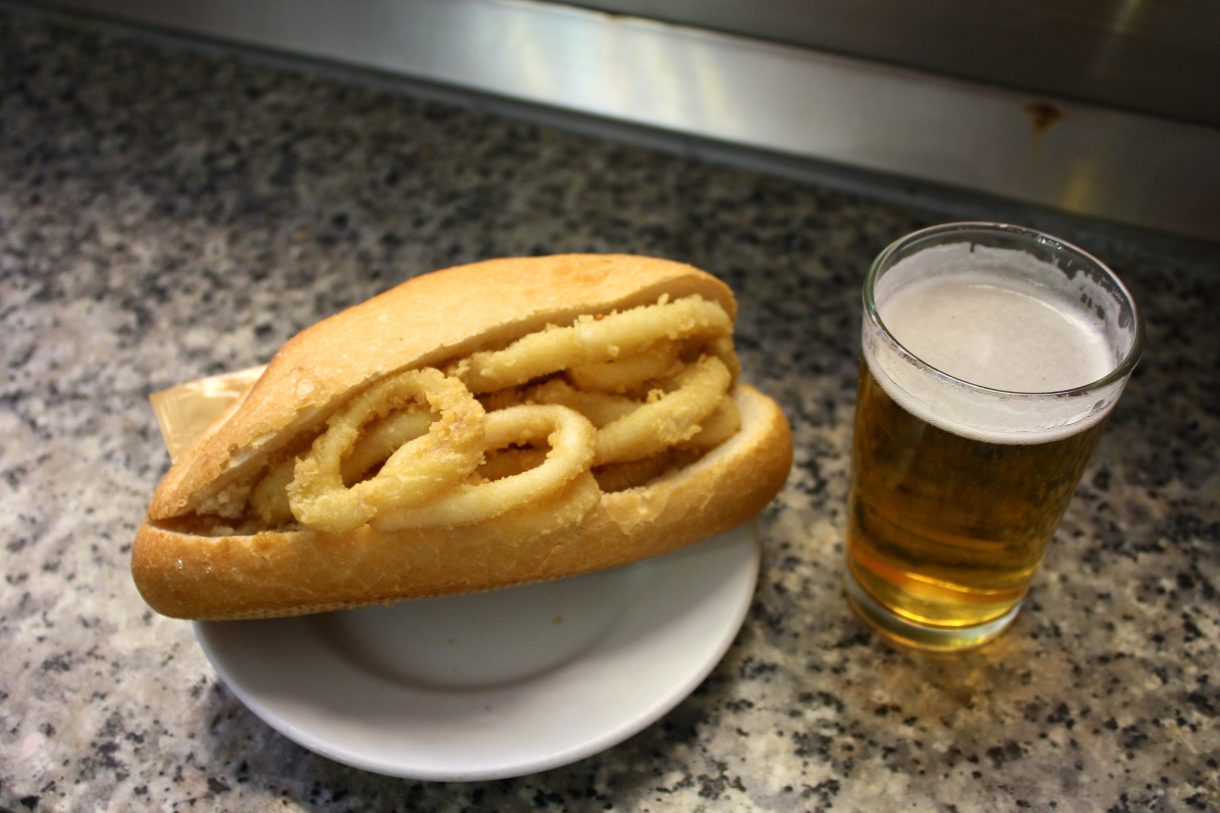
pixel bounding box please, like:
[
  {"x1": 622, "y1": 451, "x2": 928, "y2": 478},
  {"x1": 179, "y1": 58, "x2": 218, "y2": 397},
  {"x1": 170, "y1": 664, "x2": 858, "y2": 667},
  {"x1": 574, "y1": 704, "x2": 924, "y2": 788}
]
[{"x1": 23, "y1": 0, "x2": 1220, "y2": 242}]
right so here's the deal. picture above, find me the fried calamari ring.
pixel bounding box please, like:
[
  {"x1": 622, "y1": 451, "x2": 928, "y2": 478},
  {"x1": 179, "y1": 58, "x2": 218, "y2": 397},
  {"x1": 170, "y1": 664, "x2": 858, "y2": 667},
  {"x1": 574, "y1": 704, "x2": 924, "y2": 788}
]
[
  {"x1": 594, "y1": 354, "x2": 732, "y2": 465},
  {"x1": 287, "y1": 368, "x2": 485, "y2": 533},
  {"x1": 524, "y1": 378, "x2": 638, "y2": 427},
  {"x1": 245, "y1": 296, "x2": 738, "y2": 534},
  {"x1": 681, "y1": 394, "x2": 741, "y2": 449},
  {"x1": 469, "y1": 469, "x2": 602, "y2": 544},
  {"x1": 566, "y1": 341, "x2": 682, "y2": 393},
  {"x1": 341, "y1": 408, "x2": 435, "y2": 484},
  {"x1": 708, "y1": 335, "x2": 741, "y2": 381},
  {"x1": 249, "y1": 408, "x2": 436, "y2": 527},
  {"x1": 371, "y1": 404, "x2": 596, "y2": 530},
  {"x1": 457, "y1": 296, "x2": 732, "y2": 393}
]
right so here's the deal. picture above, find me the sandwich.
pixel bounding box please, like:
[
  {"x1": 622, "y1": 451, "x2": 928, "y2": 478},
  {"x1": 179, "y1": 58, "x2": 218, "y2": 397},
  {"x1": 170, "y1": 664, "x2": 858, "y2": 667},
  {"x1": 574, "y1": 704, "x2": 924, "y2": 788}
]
[{"x1": 133, "y1": 254, "x2": 793, "y2": 619}]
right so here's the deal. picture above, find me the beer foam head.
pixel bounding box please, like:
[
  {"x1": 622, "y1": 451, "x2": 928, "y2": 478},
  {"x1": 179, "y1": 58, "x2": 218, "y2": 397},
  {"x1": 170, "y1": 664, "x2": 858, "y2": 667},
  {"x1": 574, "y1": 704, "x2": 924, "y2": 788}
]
[{"x1": 864, "y1": 242, "x2": 1137, "y2": 444}]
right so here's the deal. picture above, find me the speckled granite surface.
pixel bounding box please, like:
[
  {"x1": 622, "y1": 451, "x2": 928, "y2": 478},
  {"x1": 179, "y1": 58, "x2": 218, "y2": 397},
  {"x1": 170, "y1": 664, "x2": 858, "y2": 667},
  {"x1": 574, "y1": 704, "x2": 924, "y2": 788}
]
[{"x1": 1, "y1": 9, "x2": 1217, "y2": 812}]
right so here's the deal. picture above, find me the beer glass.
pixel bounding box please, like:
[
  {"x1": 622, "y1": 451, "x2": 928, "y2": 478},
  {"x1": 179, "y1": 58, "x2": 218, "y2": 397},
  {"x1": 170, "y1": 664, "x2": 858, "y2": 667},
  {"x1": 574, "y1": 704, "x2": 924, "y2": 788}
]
[{"x1": 845, "y1": 223, "x2": 1142, "y2": 650}]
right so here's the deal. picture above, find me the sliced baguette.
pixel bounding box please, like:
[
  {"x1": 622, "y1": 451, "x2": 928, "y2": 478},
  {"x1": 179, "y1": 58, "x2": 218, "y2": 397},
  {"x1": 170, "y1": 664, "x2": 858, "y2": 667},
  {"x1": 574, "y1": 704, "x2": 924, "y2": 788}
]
[{"x1": 134, "y1": 254, "x2": 791, "y2": 620}]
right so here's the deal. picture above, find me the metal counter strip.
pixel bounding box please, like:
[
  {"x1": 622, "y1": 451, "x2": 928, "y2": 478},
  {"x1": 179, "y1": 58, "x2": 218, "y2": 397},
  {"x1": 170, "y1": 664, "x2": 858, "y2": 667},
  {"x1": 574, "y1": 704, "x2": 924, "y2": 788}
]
[{"x1": 27, "y1": 0, "x2": 1220, "y2": 241}]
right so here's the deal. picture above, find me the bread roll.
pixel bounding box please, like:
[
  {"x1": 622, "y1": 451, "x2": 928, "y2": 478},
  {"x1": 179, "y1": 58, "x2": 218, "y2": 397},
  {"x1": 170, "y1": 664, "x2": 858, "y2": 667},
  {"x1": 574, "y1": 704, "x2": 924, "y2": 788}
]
[{"x1": 133, "y1": 254, "x2": 793, "y2": 619}]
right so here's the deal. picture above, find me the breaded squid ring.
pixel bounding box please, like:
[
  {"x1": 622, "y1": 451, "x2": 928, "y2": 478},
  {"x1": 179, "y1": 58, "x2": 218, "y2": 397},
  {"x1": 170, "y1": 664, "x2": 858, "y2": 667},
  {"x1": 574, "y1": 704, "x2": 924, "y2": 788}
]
[
  {"x1": 681, "y1": 394, "x2": 741, "y2": 449},
  {"x1": 341, "y1": 408, "x2": 436, "y2": 483},
  {"x1": 594, "y1": 354, "x2": 732, "y2": 465},
  {"x1": 566, "y1": 341, "x2": 682, "y2": 393},
  {"x1": 524, "y1": 378, "x2": 638, "y2": 428},
  {"x1": 457, "y1": 296, "x2": 732, "y2": 393},
  {"x1": 466, "y1": 469, "x2": 602, "y2": 543},
  {"x1": 371, "y1": 404, "x2": 596, "y2": 530},
  {"x1": 249, "y1": 408, "x2": 436, "y2": 527},
  {"x1": 287, "y1": 368, "x2": 485, "y2": 533}
]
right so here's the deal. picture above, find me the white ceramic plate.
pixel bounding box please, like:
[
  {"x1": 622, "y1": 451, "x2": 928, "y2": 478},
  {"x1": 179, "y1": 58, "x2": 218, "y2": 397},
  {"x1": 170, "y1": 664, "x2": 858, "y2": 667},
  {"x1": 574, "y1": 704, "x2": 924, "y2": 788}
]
[{"x1": 194, "y1": 523, "x2": 760, "y2": 781}]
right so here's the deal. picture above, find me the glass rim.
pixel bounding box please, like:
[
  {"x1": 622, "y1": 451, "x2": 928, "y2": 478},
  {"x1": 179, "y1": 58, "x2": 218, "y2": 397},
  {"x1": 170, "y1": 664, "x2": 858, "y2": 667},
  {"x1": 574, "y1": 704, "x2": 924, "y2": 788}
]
[{"x1": 863, "y1": 221, "x2": 1145, "y2": 398}]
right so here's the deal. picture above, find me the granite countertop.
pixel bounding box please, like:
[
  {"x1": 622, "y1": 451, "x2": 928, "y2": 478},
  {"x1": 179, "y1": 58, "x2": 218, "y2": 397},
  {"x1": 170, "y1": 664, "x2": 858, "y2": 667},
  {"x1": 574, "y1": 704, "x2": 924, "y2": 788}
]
[{"x1": 1, "y1": 10, "x2": 1217, "y2": 812}]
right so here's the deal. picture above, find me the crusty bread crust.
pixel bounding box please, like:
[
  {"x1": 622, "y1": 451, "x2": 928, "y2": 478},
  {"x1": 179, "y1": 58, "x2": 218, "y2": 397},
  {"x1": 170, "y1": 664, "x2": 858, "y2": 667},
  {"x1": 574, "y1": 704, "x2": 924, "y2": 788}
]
[
  {"x1": 149, "y1": 255, "x2": 735, "y2": 521},
  {"x1": 133, "y1": 386, "x2": 791, "y2": 620}
]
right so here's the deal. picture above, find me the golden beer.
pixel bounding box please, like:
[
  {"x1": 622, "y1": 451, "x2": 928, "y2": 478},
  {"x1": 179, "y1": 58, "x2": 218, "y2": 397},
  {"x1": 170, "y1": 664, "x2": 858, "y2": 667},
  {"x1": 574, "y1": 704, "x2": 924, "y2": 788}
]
[
  {"x1": 845, "y1": 223, "x2": 1142, "y2": 650},
  {"x1": 847, "y1": 362, "x2": 1107, "y2": 630}
]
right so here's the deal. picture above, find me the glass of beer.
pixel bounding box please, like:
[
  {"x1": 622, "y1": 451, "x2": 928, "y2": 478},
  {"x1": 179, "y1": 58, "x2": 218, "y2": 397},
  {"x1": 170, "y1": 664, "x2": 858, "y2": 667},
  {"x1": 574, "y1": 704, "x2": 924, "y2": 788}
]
[{"x1": 845, "y1": 222, "x2": 1142, "y2": 651}]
